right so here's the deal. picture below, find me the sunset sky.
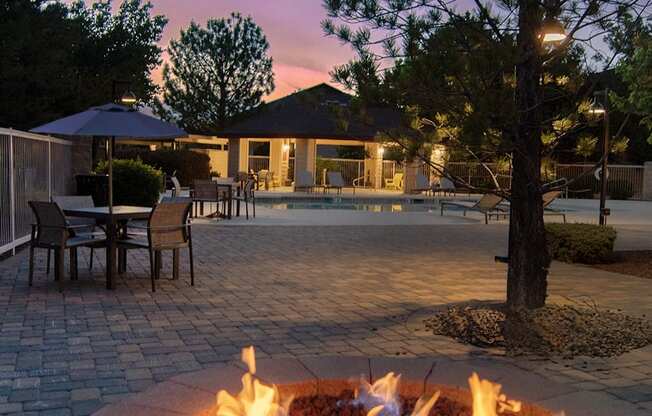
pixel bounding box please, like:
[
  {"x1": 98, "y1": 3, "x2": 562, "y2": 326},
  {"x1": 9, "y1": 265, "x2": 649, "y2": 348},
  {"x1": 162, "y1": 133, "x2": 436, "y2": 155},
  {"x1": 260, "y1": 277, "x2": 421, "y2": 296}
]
[{"x1": 129, "y1": 0, "x2": 357, "y2": 100}]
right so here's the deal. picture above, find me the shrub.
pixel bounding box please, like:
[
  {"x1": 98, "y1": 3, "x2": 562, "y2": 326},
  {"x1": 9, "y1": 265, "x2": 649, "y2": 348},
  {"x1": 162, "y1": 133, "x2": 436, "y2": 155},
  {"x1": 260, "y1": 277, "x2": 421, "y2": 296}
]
[
  {"x1": 607, "y1": 179, "x2": 634, "y2": 200},
  {"x1": 115, "y1": 149, "x2": 211, "y2": 186},
  {"x1": 96, "y1": 159, "x2": 163, "y2": 207},
  {"x1": 546, "y1": 223, "x2": 617, "y2": 264}
]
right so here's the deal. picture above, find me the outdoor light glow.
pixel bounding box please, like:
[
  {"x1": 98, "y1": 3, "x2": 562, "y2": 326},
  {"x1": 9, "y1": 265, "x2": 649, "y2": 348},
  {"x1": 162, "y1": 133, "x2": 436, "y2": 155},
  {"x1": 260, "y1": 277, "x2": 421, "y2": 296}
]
[
  {"x1": 585, "y1": 99, "x2": 606, "y2": 118},
  {"x1": 587, "y1": 108, "x2": 606, "y2": 115},
  {"x1": 540, "y1": 18, "x2": 567, "y2": 44},
  {"x1": 282, "y1": 143, "x2": 290, "y2": 153},
  {"x1": 120, "y1": 91, "x2": 138, "y2": 105},
  {"x1": 378, "y1": 146, "x2": 385, "y2": 157},
  {"x1": 541, "y1": 32, "x2": 567, "y2": 43}
]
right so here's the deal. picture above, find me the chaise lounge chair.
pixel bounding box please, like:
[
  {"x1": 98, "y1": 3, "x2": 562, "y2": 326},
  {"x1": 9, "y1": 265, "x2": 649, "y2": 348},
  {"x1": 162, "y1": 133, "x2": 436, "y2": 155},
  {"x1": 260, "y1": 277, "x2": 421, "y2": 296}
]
[
  {"x1": 433, "y1": 177, "x2": 456, "y2": 196},
  {"x1": 440, "y1": 193, "x2": 507, "y2": 224},
  {"x1": 323, "y1": 171, "x2": 348, "y2": 195},
  {"x1": 294, "y1": 170, "x2": 317, "y2": 193},
  {"x1": 412, "y1": 173, "x2": 433, "y2": 195},
  {"x1": 542, "y1": 190, "x2": 566, "y2": 223}
]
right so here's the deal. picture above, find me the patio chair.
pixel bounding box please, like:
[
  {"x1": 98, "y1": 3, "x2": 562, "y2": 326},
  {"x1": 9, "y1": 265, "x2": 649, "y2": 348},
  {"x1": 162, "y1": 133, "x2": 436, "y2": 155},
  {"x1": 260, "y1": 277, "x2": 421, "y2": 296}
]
[
  {"x1": 294, "y1": 170, "x2": 317, "y2": 193},
  {"x1": 440, "y1": 193, "x2": 507, "y2": 224},
  {"x1": 384, "y1": 173, "x2": 403, "y2": 190},
  {"x1": 192, "y1": 179, "x2": 228, "y2": 217},
  {"x1": 28, "y1": 201, "x2": 106, "y2": 291},
  {"x1": 413, "y1": 173, "x2": 433, "y2": 195},
  {"x1": 117, "y1": 201, "x2": 194, "y2": 292},
  {"x1": 170, "y1": 176, "x2": 189, "y2": 197},
  {"x1": 51, "y1": 195, "x2": 104, "y2": 273},
  {"x1": 324, "y1": 171, "x2": 346, "y2": 195},
  {"x1": 232, "y1": 179, "x2": 256, "y2": 219},
  {"x1": 257, "y1": 169, "x2": 269, "y2": 189},
  {"x1": 434, "y1": 177, "x2": 456, "y2": 196}
]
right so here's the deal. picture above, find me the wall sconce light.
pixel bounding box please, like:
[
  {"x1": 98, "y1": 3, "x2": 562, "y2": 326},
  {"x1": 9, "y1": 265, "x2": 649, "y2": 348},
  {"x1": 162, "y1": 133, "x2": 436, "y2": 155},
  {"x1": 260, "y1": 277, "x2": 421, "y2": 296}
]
[
  {"x1": 282, "y1": 143, "x2": 290, "y2": 153},
  {"x1": 378, "y1": 146, "x2": 385, "y2": 157}
]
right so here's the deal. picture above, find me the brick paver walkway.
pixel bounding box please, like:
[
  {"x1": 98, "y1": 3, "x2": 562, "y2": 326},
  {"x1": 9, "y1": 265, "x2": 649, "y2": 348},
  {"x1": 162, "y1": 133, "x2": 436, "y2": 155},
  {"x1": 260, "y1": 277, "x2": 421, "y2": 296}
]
[{"x1": 0, "y1": 224, "x2": 651, "y2": 415}]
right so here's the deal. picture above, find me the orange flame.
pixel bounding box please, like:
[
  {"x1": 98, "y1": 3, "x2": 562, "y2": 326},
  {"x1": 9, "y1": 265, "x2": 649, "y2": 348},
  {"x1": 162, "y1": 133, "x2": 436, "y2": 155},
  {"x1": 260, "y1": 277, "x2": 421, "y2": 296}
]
[
  {"x1": 215, "y1": 347, "x2": 292, "y2": 416},
  {"x1": 468, "y1": 372, "x2": 522, "y2": 416},
  {"x1": 355, "y1": 372, "x2": 439, "y2": 416}
]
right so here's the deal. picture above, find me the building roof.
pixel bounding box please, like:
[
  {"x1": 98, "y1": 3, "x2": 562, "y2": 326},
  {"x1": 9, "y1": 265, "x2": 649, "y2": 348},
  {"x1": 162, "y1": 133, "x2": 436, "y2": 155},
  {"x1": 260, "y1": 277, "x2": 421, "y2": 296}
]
[{"x1": 218, "y1": 83, "x2": 402, "y2": 140}]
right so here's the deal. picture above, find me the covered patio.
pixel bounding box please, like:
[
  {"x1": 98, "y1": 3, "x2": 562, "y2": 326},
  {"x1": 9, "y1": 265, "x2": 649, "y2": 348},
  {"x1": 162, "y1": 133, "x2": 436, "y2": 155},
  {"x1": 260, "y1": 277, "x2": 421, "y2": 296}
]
[{"x1": 218, "y1": 83, "x2": 404, "y2": 191}]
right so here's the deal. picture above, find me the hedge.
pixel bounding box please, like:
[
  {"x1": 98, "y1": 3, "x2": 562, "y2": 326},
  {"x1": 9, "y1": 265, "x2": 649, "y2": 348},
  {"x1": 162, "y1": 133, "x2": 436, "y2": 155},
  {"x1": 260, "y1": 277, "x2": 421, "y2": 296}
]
[
  {"x1": 96, "y1": 159, "x2": 163, "y2": 207},
  {"x1": 546, "y1": 223, "x2": 617, "y2": 264},
  {"x1": 115, "y1": 149, "x2": 211, "y2": 186}
]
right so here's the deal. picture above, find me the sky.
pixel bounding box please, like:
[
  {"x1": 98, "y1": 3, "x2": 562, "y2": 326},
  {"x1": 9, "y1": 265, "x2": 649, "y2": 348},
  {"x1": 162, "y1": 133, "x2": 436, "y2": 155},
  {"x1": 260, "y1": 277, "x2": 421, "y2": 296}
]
[{"x1": 112, "y1": 0, "x2": 357, "y2": 101}]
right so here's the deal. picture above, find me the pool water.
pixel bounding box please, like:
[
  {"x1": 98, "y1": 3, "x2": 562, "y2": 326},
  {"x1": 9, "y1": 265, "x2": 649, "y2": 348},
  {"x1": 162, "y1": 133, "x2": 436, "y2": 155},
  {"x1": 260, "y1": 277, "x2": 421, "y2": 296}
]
[{"x1": 258, "y1": 198, "x2": 440, "y2": 212}]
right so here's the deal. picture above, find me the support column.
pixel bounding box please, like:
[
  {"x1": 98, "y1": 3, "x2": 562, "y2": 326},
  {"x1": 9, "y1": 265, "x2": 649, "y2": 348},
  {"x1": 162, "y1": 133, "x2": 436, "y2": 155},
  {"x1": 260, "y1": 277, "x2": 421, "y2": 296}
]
[
  {"x1": 227, "y1": 138, "x2": 240, "y2": 178},
  {"x1": 269, "y1": 140, "x2": 284, "y2": 185},
  {"x1": 403, "y1": 159, "x2": 420, "y2": 194},
  {"x1": 364, "y1": 142, "x2": 384, "y2": 189},
  {"x1": 239, "y1": 139, "x2": 249, "y2": 173},
  {"x1": 294, "y1": 138, "x2": 316, "y2": 185},
  {"x1": 643, "y1": 162, "x2": 652, "y2": 200}
]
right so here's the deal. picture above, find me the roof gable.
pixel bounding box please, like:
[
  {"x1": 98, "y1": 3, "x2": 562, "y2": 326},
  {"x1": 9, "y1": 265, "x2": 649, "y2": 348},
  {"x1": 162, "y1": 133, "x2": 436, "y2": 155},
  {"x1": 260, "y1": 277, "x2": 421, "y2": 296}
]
[{"x1": 219, "y1": 83, "x2": 401, "y2": 140}]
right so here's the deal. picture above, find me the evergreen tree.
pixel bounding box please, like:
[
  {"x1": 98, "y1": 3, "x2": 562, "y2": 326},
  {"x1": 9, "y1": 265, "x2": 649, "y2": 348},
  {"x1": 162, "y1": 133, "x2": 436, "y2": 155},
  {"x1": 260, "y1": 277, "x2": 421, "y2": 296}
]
[{"x1": 154, "y1": 13, "x2": 275, "y2": 133}]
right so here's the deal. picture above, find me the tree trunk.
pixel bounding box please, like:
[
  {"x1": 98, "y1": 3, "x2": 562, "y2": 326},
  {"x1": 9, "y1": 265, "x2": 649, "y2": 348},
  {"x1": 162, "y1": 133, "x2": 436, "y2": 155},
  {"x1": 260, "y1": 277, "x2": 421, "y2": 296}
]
[{"x1": 506, "y1": 0, "x2": 551, "y2": 310}]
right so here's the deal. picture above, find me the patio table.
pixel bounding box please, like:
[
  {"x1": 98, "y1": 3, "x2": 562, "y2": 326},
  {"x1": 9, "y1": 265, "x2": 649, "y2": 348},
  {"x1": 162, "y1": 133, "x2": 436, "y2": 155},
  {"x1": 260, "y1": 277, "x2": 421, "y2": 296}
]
[
  {"x1": 63, "y1": 205, "x2": 151, "y2": 289},
  {"x1": 213, "y1": 179, "x2": 242, "y2": 219}
]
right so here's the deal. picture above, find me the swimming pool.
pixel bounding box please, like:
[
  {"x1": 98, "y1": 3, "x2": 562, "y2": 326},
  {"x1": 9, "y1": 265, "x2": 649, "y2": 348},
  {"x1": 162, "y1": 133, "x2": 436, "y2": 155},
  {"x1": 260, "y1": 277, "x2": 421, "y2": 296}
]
[{"x1": 257, "y1": 197, "x2": 441, "y2": 212}]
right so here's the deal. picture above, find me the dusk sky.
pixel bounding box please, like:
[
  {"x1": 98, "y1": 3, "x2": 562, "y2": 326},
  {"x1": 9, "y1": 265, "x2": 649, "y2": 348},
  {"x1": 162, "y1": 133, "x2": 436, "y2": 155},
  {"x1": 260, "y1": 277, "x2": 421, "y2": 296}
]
[{"x1": 118, "y1": 0, "x2": 357, "y2": 100}]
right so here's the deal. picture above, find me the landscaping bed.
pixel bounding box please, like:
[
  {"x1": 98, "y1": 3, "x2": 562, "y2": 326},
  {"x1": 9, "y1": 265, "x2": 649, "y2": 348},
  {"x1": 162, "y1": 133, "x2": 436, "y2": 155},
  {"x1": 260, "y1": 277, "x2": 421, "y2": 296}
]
[
  {"x1": 423, "y1": 303, "x2": 651, "y2": 358},
  {"x1": 589, "y1": 250, "x2": 652, "y2": 279}
]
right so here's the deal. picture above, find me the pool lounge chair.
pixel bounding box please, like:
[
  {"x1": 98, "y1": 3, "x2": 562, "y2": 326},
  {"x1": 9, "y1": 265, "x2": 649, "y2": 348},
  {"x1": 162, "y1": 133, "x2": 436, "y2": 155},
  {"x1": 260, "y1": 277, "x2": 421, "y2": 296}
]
[
  {"x1": 294, "y1": 170, "x2": 317, "y2": 193},
  {"x1": 413, "y1": 173, "x2": 433, "y2": 195},
  {"x1": 440, "y1": 193, "x2": 507, "y2": 224},
  {"x1": 385, "y1": 173, "x2": 403, "y2": 190},
  {"x1": 542, "y1": 191, "x2": 566, "y2": 223},
  {"x1": 434, "y1": 177, "x2": 456, "y2": 196},
  {"x1": 324, "y1": 171, "x2": 347, "y2": 195}
]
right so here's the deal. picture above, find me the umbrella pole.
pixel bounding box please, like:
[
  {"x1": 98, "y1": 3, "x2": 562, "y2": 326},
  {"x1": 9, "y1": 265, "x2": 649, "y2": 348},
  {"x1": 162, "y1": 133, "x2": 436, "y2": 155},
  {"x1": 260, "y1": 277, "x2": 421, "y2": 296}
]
[{"x1": 108, "y1": 136, "x2": 113, "y2": 214}]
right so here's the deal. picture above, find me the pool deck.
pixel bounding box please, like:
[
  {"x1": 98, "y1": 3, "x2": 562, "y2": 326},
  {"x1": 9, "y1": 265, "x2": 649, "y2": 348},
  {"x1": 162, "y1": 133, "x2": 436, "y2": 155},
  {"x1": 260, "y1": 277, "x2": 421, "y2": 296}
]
[{"x1": 194, "y1": 189, "x2": 652, "y2": 226}]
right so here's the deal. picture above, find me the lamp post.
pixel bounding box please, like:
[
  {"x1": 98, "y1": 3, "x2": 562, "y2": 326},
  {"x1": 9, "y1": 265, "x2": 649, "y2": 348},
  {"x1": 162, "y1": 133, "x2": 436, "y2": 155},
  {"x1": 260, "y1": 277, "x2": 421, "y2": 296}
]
[
  {"x1": 591, "y1": 89, "x2": 610, "y2": 225},
  {"x1": 111, "y1": 80, "x2": 137, "y2": 106},
  {"x1": 107, "y1": 81, "x2": 138, "y2": 160}
]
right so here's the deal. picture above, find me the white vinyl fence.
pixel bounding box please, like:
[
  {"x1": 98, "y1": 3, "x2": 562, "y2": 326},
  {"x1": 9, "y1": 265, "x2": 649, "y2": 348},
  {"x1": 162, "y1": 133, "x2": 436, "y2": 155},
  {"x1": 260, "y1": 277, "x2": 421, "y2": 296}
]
[
  {"x1": 0, "y1": 129, "x2": 73, "y2": 256},
  {"x1": 381, "y1": 160, "x2": 645, "y2": 197}
]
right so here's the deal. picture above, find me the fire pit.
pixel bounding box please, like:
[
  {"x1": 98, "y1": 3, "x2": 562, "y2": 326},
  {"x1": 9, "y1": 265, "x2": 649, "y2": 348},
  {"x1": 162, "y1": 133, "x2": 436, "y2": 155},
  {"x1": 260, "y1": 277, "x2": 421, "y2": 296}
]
[
  {"x1": 94, "y1": 347, "x2": 560, "y2": 416},
  {"x1": 206, "y1": 347, "x2": 551, "y2": 416},
  {"x1": 219, "y1": 378, "x2": 553, "y2": 416}
]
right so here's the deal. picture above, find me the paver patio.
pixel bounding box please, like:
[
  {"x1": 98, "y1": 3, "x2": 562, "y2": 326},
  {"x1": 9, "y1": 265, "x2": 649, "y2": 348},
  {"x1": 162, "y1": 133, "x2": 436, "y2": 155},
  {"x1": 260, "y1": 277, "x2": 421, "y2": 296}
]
[{"x1": 0, "y1": 224, "x2": 651, "y2": 415}]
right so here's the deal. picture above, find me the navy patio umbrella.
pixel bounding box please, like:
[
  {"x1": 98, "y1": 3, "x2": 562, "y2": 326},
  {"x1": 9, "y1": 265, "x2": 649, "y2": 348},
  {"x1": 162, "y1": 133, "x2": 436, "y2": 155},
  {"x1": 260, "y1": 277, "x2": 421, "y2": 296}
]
[{"x1": 31, "y1": 103, "x2": 187, "y2": 211}]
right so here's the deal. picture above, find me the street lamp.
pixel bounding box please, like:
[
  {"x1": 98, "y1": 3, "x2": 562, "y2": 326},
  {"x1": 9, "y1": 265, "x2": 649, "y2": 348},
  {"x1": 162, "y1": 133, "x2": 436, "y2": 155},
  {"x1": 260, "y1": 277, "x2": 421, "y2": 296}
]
[
  {"x1": 587, "y1": 89, "x2": 610, "y2": 225},
  {"x1": 540, "y1": 17, "x2": 567, "y2": 44},
  {"x1": 111, "y1": 80, "x2": 137, "y2": 106},
  {"x1": 119, "y1": 91, "x2": 138, "y2": 106}
]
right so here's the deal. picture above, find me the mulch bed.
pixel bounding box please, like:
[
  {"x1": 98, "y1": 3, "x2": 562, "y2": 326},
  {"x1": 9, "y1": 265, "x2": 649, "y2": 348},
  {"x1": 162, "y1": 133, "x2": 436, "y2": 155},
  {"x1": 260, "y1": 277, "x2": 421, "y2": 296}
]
[
  {"x1": 589, "y1": 250, "x2": 652, "y2": 279},
  {"x1": 288, "y1": 389, "x2": 474, "y2": 416},
  {"x1": 423, "y1": 303, "x2": 652, "y2": 358}
]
